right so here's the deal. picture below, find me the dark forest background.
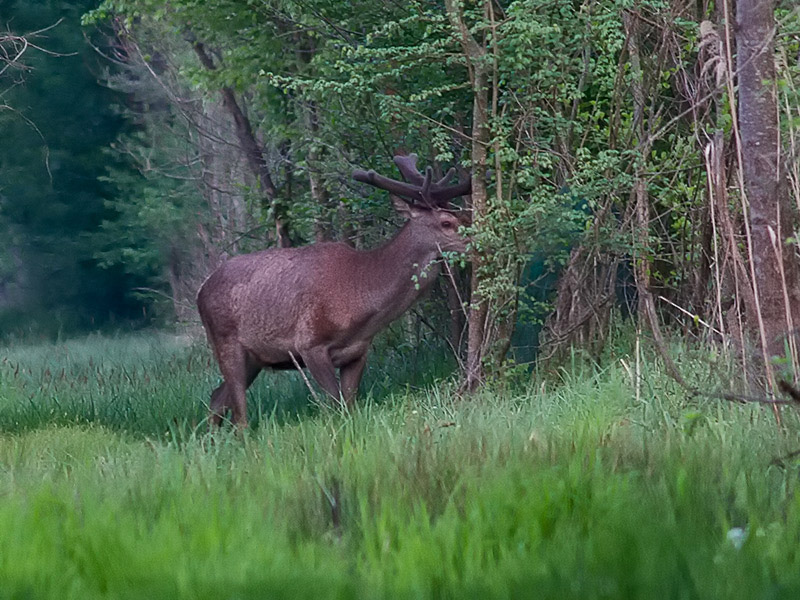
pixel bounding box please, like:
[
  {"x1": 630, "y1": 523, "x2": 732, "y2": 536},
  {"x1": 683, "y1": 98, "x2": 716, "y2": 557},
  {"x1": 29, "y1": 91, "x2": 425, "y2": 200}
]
[{"x1": 0, "y1": 0, "x2": 146, "y2": 333}]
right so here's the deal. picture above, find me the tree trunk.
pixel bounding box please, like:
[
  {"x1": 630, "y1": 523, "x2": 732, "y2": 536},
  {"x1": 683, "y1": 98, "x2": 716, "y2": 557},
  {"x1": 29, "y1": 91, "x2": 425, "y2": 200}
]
[
  {"x1": 736, "y1": 0, "x2": 800, "y2": 359},
  {"x1": 304, "y1": 101, "x2": 333, "y2": 242},
  {"x1": 192, "y1": 40, "x2": 291, "y2": 247},
  {"x1": 464, "y1": 64, "x2": 491, "y2": 391},
  {"x1": 445, "y1": 0, "x2": 491, "y2": 391}
]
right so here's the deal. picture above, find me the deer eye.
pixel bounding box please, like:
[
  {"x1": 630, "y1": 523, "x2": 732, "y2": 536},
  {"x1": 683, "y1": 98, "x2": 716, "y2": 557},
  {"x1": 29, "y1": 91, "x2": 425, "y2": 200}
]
[{"x1": 442, "y1": 220, "x2": 455, "y2": 229}]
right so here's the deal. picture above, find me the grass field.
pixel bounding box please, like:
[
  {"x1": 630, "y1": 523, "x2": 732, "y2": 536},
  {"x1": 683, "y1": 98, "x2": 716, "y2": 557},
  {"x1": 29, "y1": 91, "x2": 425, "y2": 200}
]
[{"x1": 0, "y1": 332, "x2": 799, "y2": 599}]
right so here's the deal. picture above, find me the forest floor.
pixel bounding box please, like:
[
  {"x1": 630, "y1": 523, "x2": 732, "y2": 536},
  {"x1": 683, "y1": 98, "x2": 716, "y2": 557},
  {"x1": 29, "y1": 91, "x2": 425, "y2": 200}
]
[{"x1": 0, "y1": 332, "x2": 798, "y2": 599}]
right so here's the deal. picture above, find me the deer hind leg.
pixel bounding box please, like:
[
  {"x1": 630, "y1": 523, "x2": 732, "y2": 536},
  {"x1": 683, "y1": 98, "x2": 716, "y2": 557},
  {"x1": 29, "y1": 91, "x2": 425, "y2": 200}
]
[
  {"x1": 209, "y1": 342, "x2": 261, "y2": 428},
  {"x1": 208, "y1": 382, "x2": 230, "y2": 427}
]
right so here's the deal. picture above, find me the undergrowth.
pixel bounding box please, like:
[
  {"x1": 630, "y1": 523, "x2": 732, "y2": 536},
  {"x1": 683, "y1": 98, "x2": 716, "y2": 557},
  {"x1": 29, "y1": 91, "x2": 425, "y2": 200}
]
[{"x1": 0, "y1": 332, "x2": 798, "y2": 599}]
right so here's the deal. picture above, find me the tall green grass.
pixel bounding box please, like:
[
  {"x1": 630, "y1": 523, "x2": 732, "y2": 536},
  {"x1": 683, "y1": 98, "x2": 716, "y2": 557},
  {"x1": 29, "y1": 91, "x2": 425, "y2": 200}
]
[
  {"x1": 0, "y1": 331, "x2": 453, "y2": 435},
  {"x1": 0, "y1": 333, "x2": 798, "y2": 598}
]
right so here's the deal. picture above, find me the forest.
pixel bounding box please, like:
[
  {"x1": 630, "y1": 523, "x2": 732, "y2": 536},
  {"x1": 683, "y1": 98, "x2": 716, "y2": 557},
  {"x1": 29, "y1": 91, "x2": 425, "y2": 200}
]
[
  {"x1": 1, "y1": 0, "x2": 800, "y2": 597},
  {"x1": 3, "y1": 0, "x2": 800, "y2": 393}
]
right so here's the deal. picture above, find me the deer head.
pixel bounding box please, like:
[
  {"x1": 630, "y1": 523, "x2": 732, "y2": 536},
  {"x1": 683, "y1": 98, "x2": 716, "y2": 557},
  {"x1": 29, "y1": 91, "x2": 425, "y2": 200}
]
[
  {"x1": 353, "y1": 154, "x2": 471, "y2": 253},
  {"x1": 197, "y1": 153, "x2": 470, "y2": 427}
]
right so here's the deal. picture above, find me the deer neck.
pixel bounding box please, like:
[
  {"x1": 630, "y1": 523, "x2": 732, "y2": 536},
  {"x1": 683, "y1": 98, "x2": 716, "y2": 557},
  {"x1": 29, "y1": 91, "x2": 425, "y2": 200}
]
[{"x1": 360, "y1": 222, "x2": 442, "y2": 317}]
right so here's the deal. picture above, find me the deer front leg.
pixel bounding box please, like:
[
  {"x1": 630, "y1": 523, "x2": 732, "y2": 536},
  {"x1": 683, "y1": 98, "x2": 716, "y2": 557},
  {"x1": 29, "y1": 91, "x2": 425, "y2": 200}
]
[
  {"x1": 301, "y1": 347, "x2": 342, "y2": 405},
  {"x1": 339, "y1": 353, "x2": 367, "y2": 408}
]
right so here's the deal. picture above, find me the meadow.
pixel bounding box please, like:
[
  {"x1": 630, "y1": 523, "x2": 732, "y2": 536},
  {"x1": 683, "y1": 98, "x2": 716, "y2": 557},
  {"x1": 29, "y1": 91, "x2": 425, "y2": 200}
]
[{"x1": 0, "y1": 332, "x2": 799, "y2": 599}]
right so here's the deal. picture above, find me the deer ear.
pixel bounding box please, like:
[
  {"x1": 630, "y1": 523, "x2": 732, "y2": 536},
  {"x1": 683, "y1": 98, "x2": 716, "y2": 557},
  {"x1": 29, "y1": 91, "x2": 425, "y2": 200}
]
[{"x1": 392, "y1": 195, "x2": 415, "y2": 219}]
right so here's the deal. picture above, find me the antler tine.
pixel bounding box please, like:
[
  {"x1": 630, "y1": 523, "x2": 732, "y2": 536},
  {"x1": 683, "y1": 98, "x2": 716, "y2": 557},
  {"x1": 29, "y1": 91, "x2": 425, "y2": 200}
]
[
  {"x1": 393, "y1": 153, "x2": 426, "y2": 185},
  {"x1": 354, "y1": 154, "x2": 472, "y2": 207},
  {"x1": 431, "y1": 173, "x2": 471, "y2": 206},
  {"x1": 352, "y1": 168, "x2": 423, "y2": 202},
  {"x1": 419, "y1": 166, "x2": 434, "y2": 205},
  {"x1": 434, "y1": 167, "x2": 456, "y2": 188}
]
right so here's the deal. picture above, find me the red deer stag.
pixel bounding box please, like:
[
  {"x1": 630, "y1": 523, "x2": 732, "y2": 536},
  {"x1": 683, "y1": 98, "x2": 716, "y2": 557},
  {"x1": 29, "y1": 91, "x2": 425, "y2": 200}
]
[{"x1": 196, "y1": 154, "x2": 471, "y2": 427}]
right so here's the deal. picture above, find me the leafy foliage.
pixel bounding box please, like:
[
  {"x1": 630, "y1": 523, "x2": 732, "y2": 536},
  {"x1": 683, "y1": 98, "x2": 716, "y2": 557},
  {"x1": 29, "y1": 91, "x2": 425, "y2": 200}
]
[{"x1": 2, "y1": 0, "x2": 800, "y2": 392}]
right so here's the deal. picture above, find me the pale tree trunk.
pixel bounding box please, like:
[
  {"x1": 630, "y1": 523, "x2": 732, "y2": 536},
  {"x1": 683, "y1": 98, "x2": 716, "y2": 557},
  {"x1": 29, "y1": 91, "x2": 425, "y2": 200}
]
[
  {"x1": 192, "y1": 40, "x2": 291, "y2": 248},
  {"x1": 292, "y1": 33, "x2": 335, "y2": 244},
  {"x1": 736, "y1": 0, "x2": 800, "y2": 362},
  {"x1": 464, "y1": 64, "x2": 491, "y2": 391},
  {"x1": 304, "y1": 101, "x2": 334, "y2": 243},
  {"x1": 445, "y1": 0, "x2": 491, "y2": 391},
  {"x1": 197, "y1": 98, "x2": 250, "y2": 256}
]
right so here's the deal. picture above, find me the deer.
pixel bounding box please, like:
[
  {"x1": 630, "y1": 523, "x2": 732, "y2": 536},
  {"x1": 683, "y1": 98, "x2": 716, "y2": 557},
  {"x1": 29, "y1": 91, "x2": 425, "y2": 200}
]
[{"x1": 196, "y1": 153, "x2": 471, "y2": 427}]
